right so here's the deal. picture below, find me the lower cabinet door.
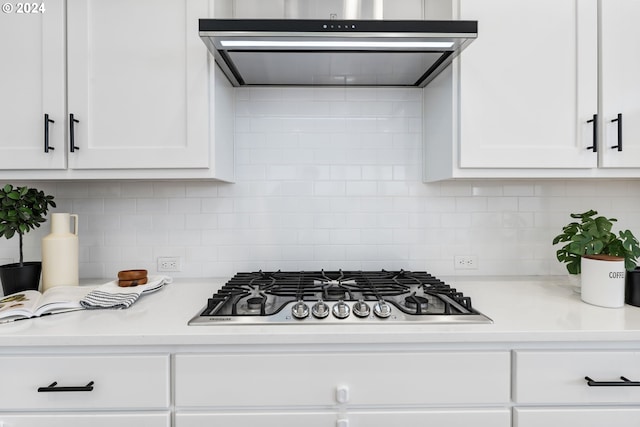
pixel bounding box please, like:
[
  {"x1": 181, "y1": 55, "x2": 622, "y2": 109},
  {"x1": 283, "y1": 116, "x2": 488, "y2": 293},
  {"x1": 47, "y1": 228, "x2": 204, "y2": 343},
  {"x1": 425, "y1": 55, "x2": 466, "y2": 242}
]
[
  {"x1": 0, "y1": 412, "x2": 170, "y2": 427},
  {"x1": 176, "y1": 412, "x2": 338, "y2": 427},
  {"x1": 514, "y1": 407, "x2": 640, "y2": 426},
  {"x1": 346, "y1": 409, "x2": 511, "y2": 426},
  {"x1": 176, "y1": 409, "x2": 511, "y2": 427}
]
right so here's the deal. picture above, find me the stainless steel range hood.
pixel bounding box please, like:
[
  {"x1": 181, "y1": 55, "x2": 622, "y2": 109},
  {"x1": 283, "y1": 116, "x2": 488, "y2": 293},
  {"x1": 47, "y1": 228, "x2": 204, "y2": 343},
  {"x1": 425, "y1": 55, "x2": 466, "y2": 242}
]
[{"x1": 199, "y1": 19, "x2": 477, "y2": 87}]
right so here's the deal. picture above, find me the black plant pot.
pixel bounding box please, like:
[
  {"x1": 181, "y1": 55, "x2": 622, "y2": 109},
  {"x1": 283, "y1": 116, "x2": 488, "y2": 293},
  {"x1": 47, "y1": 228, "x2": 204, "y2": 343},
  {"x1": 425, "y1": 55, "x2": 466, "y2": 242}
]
[{"x1": 0, "y1": 262, "x2": 42, "y2": 296}]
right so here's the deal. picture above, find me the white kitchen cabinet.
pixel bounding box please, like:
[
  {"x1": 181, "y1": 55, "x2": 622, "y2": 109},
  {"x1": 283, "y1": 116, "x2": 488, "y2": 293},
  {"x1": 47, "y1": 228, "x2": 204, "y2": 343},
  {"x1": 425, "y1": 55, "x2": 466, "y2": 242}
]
[
  {"x1": 0, "y1": 413, "x2": 170, "y2": 427},
  {"x1": 0, "y1": 0, "x2": 234, "y2": 181},
  {"x1": 513, "y1": 350, "x2": 640, "y2": 425},
  {"x1": 599, "y1": 0, "x2": 640, "y2": 168},
  {"x1": 343, "y1": 409, "x2": 510, "y2": 426},
  {"x1": 424, "y1": 0, "x2": 640, "y2": 180},
  {"x1": 424, "y1": 0, "x2": 599, "y2": 180},
  {"x1": 66, "y1": 0, "x2": 209, "y2": 170},
  {"x1": 176, "y1": 411, "x2": 339, "y2": 427},
  {"x1": 514, "y1": 407, "x2": 640, "y2": 427},
  {"x1": 0, "y1": 0, "x2": 66, "y2": 170},
  {"x1": 175, "y1": 351, "x2": 510, "y2": 424},
  {"x1": 457, "y1": 0, "x2": 597, "y2": 169},
  {"x1": 0, "y1": 354, "x2": 170, "y2": 410},
  {"x1": 177, "y1": 409, "x2": 510, "y2": 427},
  {"x1": 0, "y1": 354, "x2": 170, "y2": 426},
  {"x1": 514, "y1": 350, "x2": 640, "y2": 404}
]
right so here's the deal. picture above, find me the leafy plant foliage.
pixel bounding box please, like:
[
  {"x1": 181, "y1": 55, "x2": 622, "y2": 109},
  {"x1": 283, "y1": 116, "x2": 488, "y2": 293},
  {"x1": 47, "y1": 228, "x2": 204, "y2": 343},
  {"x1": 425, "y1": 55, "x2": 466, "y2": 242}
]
[
  {"x1": 0, "y1": 184, "x2": 56, "y2": 265},
  {"x1": 553, "y1": 210, "x2": 640, "y2": 274}
]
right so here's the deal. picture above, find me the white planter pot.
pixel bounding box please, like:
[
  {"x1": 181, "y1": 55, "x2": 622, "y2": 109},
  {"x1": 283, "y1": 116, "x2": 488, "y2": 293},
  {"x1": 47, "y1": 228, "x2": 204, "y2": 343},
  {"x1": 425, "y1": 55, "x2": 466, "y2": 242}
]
[{"x1": 580, "y1": 255, "x2": 626, "y2": 308}]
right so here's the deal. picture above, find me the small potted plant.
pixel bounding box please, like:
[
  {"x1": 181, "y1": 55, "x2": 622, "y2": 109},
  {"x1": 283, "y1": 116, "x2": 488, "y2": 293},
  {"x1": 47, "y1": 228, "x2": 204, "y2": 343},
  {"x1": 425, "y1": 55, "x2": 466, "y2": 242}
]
[
  {"x1": 0, "y1": 184, "x2": 56, "y2": 295},
  {"x1": 553, "y1": 210, "x2": 640, "y2": 307},
  {"x1": 553, "y1": 210, "x2": 640, "y2": 274}
]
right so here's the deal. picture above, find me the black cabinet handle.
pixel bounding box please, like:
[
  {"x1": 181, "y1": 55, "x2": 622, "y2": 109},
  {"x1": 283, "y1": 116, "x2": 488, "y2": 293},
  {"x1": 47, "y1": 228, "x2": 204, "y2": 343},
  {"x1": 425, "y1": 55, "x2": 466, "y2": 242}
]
[
  {"x1": 69, "y1": 113, "x2": 80, "y2": 152},
  {"x1": 586, "y1": 114, "x2": 597, "y2": 152},
  {"x1": 585, "y1": 376, "x2": 640, "y2": 387},
  {"x1": 37, "y1": 381, "x2": 94, "y2": 392},
  {"x1": 44, "y1": 114, "x2": 55, "y2": 153},
  {"x1": 610, "y1": 113, "x2": 622, "y2": 151}
]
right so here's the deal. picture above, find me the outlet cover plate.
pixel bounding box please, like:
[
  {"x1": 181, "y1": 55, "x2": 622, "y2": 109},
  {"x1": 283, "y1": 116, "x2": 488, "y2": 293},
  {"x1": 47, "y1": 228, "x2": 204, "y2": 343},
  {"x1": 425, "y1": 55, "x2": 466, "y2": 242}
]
[{"x1": 157, "y1": 256, "x2": 181, "y2": 272}]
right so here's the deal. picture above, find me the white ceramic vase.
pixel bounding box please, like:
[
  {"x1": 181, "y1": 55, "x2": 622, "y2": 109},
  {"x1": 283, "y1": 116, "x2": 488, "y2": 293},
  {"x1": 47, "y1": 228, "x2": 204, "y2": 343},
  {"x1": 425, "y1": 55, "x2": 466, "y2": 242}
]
[
  {"x1": 580, "y1": 254, "x2": 626, "y2": 308},
  {"x1": 41, "y1": 213, "x2": 79, "y2": 290}
]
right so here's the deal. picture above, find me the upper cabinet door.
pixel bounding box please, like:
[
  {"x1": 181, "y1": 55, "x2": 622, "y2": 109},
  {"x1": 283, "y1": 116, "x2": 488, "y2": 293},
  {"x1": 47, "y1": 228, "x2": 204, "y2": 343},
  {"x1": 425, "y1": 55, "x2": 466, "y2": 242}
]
[
  {"x1": 66, "y1": 0, "x2": 209, "y2": 170},
  {"x1": 457, "y1": 0, "x2": 598, "y2": 168},
  {"x1": 0, "y1": 0, "x2": 65, "y2": 170},
  {"x1": 600, "y1": 0, "x2": 640, "y2": 168}
]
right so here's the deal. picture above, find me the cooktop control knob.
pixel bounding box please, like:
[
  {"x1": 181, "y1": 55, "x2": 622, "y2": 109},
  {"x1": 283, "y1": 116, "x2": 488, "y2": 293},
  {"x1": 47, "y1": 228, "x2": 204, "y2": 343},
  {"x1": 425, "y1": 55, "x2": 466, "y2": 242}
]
[
  {"x1": 332, "y1": 300, "x2": 351, "y2": 319},
  {"x1": 352, "y1": 300, "x2": 371, "y2": 318},
  {"x1": 373, "y1": 300, "x2": 392, "y2": 318},
  {"x1": 312, "y1": 300, "x2": 330, "y2": 319},
  {"x1": 291, "y1": 300, "x2": 310, "y2": 319}
]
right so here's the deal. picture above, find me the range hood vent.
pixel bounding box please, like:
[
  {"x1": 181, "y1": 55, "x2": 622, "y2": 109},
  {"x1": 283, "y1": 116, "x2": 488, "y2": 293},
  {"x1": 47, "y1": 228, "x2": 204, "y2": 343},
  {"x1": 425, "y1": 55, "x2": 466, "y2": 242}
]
[{"x1": 199, "y1": 19, "x2": 477, "y2": 87}]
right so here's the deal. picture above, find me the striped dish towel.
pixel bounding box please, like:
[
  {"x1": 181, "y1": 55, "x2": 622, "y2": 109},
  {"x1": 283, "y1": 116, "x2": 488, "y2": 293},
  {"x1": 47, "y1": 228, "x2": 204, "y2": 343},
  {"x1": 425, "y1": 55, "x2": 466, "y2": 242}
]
[{"x1": 80, "y1": 275, "x2": 172, "y2": 309}]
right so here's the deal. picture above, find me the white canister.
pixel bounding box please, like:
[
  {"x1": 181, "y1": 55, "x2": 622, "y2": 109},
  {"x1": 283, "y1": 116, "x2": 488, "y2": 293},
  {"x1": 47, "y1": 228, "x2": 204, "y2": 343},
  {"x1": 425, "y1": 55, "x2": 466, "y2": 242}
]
[
  {"x1": 41, "y1": 213, "x2": 79, "y2": 290},
  {"x1": 580, "y1": 254, "x2": 626, "y2": 308}
]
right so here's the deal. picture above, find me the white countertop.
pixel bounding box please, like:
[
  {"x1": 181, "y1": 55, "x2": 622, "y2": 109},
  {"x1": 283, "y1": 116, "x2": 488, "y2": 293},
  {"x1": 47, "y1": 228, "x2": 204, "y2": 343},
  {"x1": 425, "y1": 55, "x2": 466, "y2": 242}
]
[{"x1": 2, "y1": 276, "x2": 640, "y2": 348}]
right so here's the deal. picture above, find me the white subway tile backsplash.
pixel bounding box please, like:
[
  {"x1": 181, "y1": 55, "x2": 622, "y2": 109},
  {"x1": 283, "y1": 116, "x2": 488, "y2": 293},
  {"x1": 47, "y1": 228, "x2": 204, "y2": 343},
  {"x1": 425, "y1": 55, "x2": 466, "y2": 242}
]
[
  {"x1": 120, "y1": 181, "x2": 154, "y2": 198},
  {"x1": 346, "y1": 182, "x2": 378, "y2": 197},
  {"x1": 87, "y1": 214, "x2": 120, "y2": 231},
  {"x1": 152, "y1": 182, "x2": 186, "y2": 198},
  {"x1": 167, "y1": 199, "x2": 201, "y2": 215},
  {"x1": 135, "y1": 198, "x2": 169, "y2": 215},
  {"x1": 314, "y1": 182, "x2": 346, "y2": 196},
  {"x1": 185, "y1": 214, "x2": 218, "y2": 230},
  {"x1": 73, "y1": 199, "x2": 105, "y2": 214},
  {"x1": 55, "y1": 182, "x2": 89, "y2": 198},
  {"x1": 136, "y1": 230, "x2": 169, "y2": 246},
  {"x1": 104, "y1": 198, "x2": 136, "y2": 213},
  {"x1": 378, "y1": 213, "x2": 410, "y2": 229},
  {"x1": 120, "y1": 214, "x2": 153, "y2": 231},
  {"x1": 8, "y1": 87, "x2": 640, "y2": 281},
  {"x1": 169, "y1": 229, "x2": 202, "y2": 246}
]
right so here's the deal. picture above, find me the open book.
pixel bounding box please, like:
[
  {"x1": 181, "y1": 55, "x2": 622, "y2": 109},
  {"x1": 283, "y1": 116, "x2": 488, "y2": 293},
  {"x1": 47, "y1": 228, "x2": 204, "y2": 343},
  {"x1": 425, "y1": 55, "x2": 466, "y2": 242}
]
[{"x1": 0, "y1": 286, "x2": 91, "y2": 323}]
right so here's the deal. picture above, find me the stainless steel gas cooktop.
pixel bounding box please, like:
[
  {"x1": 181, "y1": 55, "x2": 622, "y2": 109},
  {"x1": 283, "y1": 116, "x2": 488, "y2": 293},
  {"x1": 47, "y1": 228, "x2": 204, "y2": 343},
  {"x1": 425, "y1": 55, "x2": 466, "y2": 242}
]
[{"x1": 189, "y1": 270, "x2": 492, "y2": 325}]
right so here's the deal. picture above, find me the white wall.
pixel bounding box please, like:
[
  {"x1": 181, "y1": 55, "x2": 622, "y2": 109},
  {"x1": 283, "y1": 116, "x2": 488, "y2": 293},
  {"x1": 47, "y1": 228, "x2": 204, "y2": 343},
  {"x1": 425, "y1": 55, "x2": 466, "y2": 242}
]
[{"x1": 2, "y1": 87, "x2": 640, "y2": 280}]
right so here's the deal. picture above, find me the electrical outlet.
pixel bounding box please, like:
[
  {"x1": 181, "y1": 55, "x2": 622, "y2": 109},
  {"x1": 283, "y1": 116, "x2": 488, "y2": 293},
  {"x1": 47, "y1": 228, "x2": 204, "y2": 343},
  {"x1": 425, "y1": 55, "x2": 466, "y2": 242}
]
[
  {"x1": 454, "y1": 255, "x2": 478, "y2": 270},
  {"x1": 157, "y1": 256, "x2": 181, "y2": 272}
]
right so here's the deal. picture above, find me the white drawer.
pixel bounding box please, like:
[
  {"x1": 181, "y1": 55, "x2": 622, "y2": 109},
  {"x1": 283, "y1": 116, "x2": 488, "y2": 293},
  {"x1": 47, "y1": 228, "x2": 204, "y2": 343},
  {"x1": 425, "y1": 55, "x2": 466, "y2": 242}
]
[
  {"x1": 514, "y1": 350, "x2": 640, "y2": 404},
  {"x1": 176, "y1": 412, "x2": 338, "y2": 427},
  {"x1": 514, "y1": 407, "x2": 640, "y2": 427},
  {"x1": 175, "y1": 351, "x2": 510, "y2": 407},
  {"x1": 0, "y1": 354, "x2": 170, "y2": 410},
  {"x1": 347, "y1": 409, "x2": 511, "y2": 427},
  {"x1": 177, "y1": 409, "x2": 511, "y2": 427},
  {"x1": 0, "y1": 412, "x2": 170, "y2": 427}
]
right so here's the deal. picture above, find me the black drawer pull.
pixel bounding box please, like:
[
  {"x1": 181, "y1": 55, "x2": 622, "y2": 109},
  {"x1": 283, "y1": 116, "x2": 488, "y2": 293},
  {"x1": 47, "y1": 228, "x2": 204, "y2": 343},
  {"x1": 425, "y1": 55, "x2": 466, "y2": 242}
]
[
  {"x1": 37, "y1": 381, "x2": 94, "y2": 392},
  {"x1": 69, "y1": 113, "x2": 80, "y2": 152},
  {"x1": 610, "y1": 113, "x2": 622, "y2": 151},
  {"x1": 44, "y1": 113, "x2": 55, "y2": 153},
  {"x1": 586, "y1": 114, "x2": 598, "y2": 152},
  {"x1": 585, "y1": 376, "x2": 640, "y2": 387}
]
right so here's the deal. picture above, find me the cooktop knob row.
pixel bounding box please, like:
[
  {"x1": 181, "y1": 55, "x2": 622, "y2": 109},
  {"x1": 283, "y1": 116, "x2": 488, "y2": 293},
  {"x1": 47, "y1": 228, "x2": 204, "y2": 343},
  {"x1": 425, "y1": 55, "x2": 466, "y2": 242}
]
[{"x1": 291, "y1": 300, "x2": 394, "y2": 320}]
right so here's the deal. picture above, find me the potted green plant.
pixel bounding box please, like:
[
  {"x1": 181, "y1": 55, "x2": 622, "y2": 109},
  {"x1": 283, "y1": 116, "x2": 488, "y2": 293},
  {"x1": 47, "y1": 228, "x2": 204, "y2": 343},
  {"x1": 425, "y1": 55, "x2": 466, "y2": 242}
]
[
  {"x1": 552, "y1": 210, "x2": 640, "y2": 274},
  {"x1": 0, "y1": 184, "x2": 56, "y2": 295}
]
